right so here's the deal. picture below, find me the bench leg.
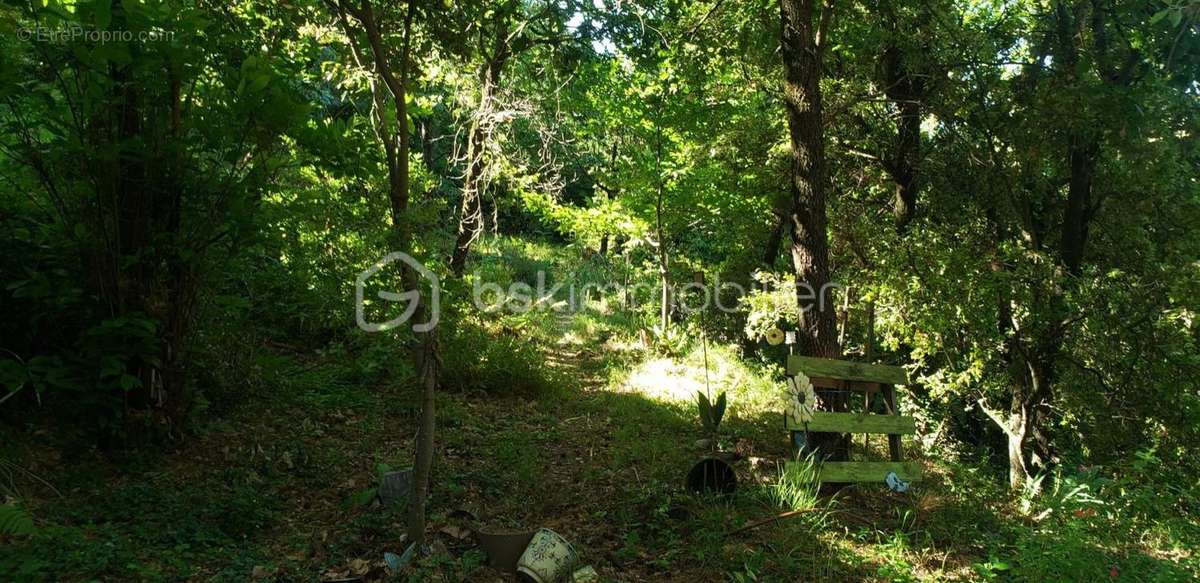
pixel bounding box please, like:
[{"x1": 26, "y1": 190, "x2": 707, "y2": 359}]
[
  {"x1": 884, "y1": 384, "x2": 903, "y2": 461},
  {"x1": 863, "y1": 390, "x2": 872, "y2": 456}
]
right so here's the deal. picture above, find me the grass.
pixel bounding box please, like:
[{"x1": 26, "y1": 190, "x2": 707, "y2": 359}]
[{"x1": 1, "y1": 237, "x2": 1196, "y2": 581}]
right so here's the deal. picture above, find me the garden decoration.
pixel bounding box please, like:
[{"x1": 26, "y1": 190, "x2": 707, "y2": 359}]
[
  {"x1": 516, "y1": 528, "x2": 578, "y2": 583},
  {"x1": 765, "y1": 327, "x2": 785, "y2": 346},
  {"x1": 784, "y1": 372, "x2": 818, "y2": 425},
  {"x1": 784, "y1": 371, "x2": 818, "y2": 452},
  {"x1": 781, "y1": 355, "x2": 922, "y2": 485},
  {"x1": 885, "y1": 471, "x2": 910, "y2": 493},
  {"x1": 476, "y1": 528, "x2": 537, "y2": 572}
]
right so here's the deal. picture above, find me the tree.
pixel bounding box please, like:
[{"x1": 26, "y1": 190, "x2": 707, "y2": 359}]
[
  {"x1": 326, "y1": 0, "x2": 440, "y2": 544},
  {"x1": 0, "y1": 0, "x2": 307, "y2": 435},
  {"x1": 448, "y1": 0, "x2": 577, "y2": 276},
  {"x1": 780, "y1": 0, "x2": 849, "y2": 461}
]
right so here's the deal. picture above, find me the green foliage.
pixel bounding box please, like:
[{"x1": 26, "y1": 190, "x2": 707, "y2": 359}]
[
  {"x1": 648, "y1": 323, "x2": 690, "y2": 356},
  {"x1": 0, "y1": 503, "x2": 35, "y2": 537},
  {"x1": 695, "y1": 390, "x2": 726, "y2": 436},
  {"x1": 741, "y1": 271, "x2": 800, "y2": 342},
  {"x1": 771, "y1": 454, "x2": 822, "y2": 515},
  {"x1": 440, "y1": 314, "x2": 563, "y2": 397},
  {"x1": 0, "y1": 0, "x2": 1196, "y2": 579}
]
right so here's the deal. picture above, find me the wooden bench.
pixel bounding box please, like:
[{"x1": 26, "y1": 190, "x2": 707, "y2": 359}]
[{"x1": 784, "y1": 355, "x2": 922, "y2": 484}]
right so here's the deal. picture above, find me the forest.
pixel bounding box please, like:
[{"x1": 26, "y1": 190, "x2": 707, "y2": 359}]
[{"x1": 1, "y1": 0, "x2": 1198, "y2": 581}]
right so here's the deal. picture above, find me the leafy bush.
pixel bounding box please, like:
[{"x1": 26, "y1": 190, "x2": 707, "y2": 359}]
[
  {"x1": 440, "y1": 317, "x2": 561, "y2": 397},
  {"x1": 740, "y1": 271, "x2": 799, "y2": 342},
  {"x1": 0, "y1": 503, "x2": 35, "y2": 536}
]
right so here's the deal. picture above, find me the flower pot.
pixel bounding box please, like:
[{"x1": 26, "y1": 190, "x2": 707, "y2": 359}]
[
  {"x1": 476, "y1": 528, "x2": 537, "y2": 573},
  {"x1": 686, "y1": 457, "x2": 737, "y2": 496},
  {"x1": 516, "y1": 528, "x2": 578, "y2": 583}
]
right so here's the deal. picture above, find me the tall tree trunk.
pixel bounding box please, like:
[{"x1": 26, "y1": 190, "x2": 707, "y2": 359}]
[
  {"x1": 780, "y1": 0, "x2": 838, "y2": 359},
  {"x1": 106, "y1": 5, "x2": 193, "y2": 430},
  {"x1": 597, "y1": 142, "x2": 617, "y2": 258},
  {"x1": 1004, "y1": 397, "x2": 1031, "y2": 489},
  {"x1": 1003, "y1": 0, "x2": 1102, "y2": 485},
  {"x1": 450, "y1": 21, "x2": 510, "y2": 276},
  {"x1": 654, "y1": 126, "x2": 670, "y2": 332},
  {"x1": 984, "y1": 196, "x2": 1039, "y2": 489},
  {"x1": 780, "y1": 0, "x2": 846, "y2": 460},
  {"x1": 337, "y1": 0, "x2": 438, "y2": 546},
  {"x1": 1061, "y1": 132, "x2": 1096, "y2": 276}
]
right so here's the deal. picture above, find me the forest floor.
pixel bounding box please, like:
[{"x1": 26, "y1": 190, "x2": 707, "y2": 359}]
[{"x1": 2, "y1": 242, "x2": 1196, "y2": 582}]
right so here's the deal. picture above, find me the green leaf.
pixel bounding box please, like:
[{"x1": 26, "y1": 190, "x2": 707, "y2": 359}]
[
  {"x1": 348, "y1": 487, "x2": 379, "y2": 508},
  {"x1": 0, "y1": 359, "x2": 28, "y2": 391},
  {"x1": 92, "y1": 0, "x2": 112, "y2": 29},
  {"x1": 118, "y1": 373, "x2": 141, "y2": 391},
  {"x1": 248, "y1": 73, "x2": 270, "y2": 93},
  {"x1": 696, "y1": 391, "x2": 712, "y2": 425},
  {"x1": 0, "y1": 503, "x2": 36, "y2": 536}
]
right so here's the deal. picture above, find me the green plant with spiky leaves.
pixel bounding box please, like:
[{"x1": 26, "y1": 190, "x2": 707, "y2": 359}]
[
  {"x1": 0, "y1": 503, "x2": 35, "y2": 536},
  {"x1": 696, "y1": 390, "x2": 726, "y2": 449}
]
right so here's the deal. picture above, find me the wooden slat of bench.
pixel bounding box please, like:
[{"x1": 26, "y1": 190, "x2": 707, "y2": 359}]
[
  {"x1": 808, "y1": 377, "x2": 883, "y2": 393},
  {"x1": 785, "y1": 412, "x2": 915, "y2": 435},
  {"x1": 788, "y1": 461, "x2": 923, "y2": 483},
  {"x1": 787, "y1": 355, "x2": 908, "y2": 385}
]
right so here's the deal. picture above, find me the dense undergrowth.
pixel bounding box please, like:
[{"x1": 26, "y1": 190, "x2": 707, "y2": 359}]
[
  {"x1": 2, "y1": 238, "x2": 1196, "y2": 582},
  {"x1": 3, "y1": 1, "x2": 1198, "y2": 580}
]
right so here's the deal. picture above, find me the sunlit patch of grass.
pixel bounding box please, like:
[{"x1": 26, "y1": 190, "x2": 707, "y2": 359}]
[
  {"x1": 556, "y1": 329, "x2": 585, "y2": 347},
  {"x1": 772, "y1": 454, "x2": 821, "y2": 513},
  {"x1": 621, "y1": 356, "x2": 708, "y2": 402},
  {"x1": 614, "y1": 342, "x2": 783, "y2": 418}
]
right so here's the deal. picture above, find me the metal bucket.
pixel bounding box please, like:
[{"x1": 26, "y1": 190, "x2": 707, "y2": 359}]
[{"x1": 516, "y1": 528, "x2": 578, "y2": 583}]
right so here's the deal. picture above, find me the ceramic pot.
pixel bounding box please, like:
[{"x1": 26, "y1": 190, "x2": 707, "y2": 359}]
[
  {"x1": 516, "y1": 528, "x2": 577, "y2": 583},
  {"x1": 476, "y1": 528, "x2": 537, "y2": 572}
]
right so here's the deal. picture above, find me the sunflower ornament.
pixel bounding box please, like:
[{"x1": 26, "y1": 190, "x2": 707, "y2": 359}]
[
  {"x1": 764, "y1": 327, "x2": 785, "y2": 346},
  {"x1": 784, "y1": 372, "x2": 819, "y2": 425}
]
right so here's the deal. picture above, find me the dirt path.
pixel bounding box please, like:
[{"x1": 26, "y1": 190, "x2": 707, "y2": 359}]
[{"x1": 461, "y1": 309, "x2": 720, "y2": 581}]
